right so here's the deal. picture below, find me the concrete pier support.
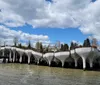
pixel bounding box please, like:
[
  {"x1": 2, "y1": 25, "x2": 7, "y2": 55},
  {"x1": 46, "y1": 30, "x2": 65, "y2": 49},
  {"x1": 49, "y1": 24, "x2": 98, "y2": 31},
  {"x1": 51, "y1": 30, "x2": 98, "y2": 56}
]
[
  {"x1": 28, "y1": 56, "x2": 30, "y2": 64},
  {"x1": 2, "y1": 50, "x2": 4, "y2": 56},
  {"x1": 89, "y1": 59, "x2": 93, "y2": 69},
  {"x1": 61, "y1": 60, "x2": 64, "y2": 67},
  {"x1": 82, "y1": 57, "x2": 86, "y2": 70},
  {"x1": 74, "y1": 59, "x2": 78, "y2": 68},
  {"x1": 37, "y1": 59, "x2": 39, "y2": 65},
  {"x1": 71, "y1": 54, "x2": 80, "y2": 68},
  {"x1": 9, "y1": 50, "x2": 12, "y2": 62},
  {"x1": 13, "y1": 51, "x2": 16, "y2": 63},
  {"x1": 19, "y1": 54, "x2": 22, "y2": 63},
  {"x1": 26, "y1": 52, "x2": 32, "y2": 64},
  {"x1": 48, "y1": 61, "x2": 51, "y2": 66}
]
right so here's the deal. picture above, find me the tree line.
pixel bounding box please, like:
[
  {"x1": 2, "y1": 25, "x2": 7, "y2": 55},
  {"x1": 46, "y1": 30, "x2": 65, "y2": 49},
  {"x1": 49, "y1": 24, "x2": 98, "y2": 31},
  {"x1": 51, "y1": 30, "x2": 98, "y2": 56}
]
[{"x1": 1, "y1": 37, "x2": 98, "y2": 53}]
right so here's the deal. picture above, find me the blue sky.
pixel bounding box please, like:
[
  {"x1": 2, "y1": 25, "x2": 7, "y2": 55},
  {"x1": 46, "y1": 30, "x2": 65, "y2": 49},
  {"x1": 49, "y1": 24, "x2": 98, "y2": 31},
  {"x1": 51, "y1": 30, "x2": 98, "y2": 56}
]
[
  {"x1": 0, "y1": 0, "x2": 99, "y2": 46},
  {"x1": 92, "y1": 0, "x2": 96, "y2": 2},
  {"x1": 10, "y1": 24, "x2": 91, "y2": 44}
]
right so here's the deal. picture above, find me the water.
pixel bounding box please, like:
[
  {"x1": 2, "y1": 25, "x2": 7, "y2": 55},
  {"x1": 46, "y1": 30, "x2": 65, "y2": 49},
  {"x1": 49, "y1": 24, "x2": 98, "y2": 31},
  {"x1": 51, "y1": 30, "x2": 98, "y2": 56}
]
[{"x1": 0, "y1": 64, "x2": 100, "y2": 85}]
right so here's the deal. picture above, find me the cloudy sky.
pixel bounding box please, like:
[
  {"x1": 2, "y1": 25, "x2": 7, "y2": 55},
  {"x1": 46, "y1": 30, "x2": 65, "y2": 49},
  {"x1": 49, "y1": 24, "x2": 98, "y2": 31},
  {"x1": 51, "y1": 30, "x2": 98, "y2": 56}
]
[{"x1": 0, "y1": 0, "x2": 99, "y2": 46}]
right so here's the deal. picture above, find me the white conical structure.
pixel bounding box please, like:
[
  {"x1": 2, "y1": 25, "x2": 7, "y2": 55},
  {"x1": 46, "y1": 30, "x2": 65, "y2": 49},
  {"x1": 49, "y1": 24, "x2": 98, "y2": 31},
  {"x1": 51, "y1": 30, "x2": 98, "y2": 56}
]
[
  {"x1": 0, "y1": 46, "x2": 100, "y2": 70},
  {"x1": 55, "y1": 51, "x2": 69, "y2": 67},
  {"x1": 43, "y1": 53, "x2": 54, "y2": 66}
]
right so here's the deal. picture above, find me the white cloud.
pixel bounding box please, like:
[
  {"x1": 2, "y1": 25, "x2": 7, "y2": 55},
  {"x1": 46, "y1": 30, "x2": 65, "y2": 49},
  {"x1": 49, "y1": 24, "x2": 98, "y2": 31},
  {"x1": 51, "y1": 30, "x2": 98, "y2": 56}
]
[
  {"x1": 0, "y1": 0, "x2": 100, "y2": 41},
  {"x1": 79, "y1": 0, "x2": 100, "y2": 40},
  {"x1": 0, "y1": 0, "x2": 91, "y2": 28},
  {"x1": 0, "y1": 25, "x2": 49, "y2": 46},
  {"x1": 0, "y1": 0, "x2": 25, "y2": 27}
]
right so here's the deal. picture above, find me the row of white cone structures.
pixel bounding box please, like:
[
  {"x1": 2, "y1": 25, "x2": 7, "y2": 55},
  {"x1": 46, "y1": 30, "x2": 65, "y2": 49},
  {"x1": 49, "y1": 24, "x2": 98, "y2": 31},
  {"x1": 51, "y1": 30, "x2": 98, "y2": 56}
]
[{"x1": 0, "y1": 46, "x2": 100, "y2": 70}]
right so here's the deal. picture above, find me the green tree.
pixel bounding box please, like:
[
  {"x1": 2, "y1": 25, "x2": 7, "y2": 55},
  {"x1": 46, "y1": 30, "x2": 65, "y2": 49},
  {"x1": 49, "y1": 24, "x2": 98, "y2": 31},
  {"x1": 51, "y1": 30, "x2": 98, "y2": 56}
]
[
  {"x1": 70, "y1": 42, "x2": 78, "y2": 50},
  {"x1": 63, "y1": 44, "x2": 69, "y2": 51},
  {"x1": 60, "y1": 44, "x2": 64, "y2": 51},
  {"x1": 70, "y1": 42, "x2": 74, "y2": 50},
  {"x1": 28, "y1": 40, "x2": 31, "y2": 49},
  {"x1": 39, "y1": 42, "x2": 43, "y2": 52},
  {"x1": 83, "y1": 38, "x2": 91, "y2": 47},
  {"x1": 83, "y1": 40, "x2": 86, "y2": 47}
]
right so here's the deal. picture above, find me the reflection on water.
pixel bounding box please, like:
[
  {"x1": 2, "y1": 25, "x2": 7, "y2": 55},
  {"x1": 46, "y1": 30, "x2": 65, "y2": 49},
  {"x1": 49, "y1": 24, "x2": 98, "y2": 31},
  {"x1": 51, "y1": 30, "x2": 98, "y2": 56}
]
[{"x1": 0, "y1": 64, "x2": 100, "y2": 85}]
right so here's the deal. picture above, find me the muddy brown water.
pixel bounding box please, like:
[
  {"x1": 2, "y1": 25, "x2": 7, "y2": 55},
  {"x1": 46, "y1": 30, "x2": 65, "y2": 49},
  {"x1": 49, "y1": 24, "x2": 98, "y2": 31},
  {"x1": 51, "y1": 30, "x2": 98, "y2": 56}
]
[{"x1": 0, "y1": 63, "x2": 100, "y2": 85}]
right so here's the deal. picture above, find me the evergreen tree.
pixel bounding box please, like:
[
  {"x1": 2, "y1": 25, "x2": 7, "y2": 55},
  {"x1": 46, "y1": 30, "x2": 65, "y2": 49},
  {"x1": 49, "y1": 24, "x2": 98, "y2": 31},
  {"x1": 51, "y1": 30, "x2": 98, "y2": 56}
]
[
  {"x1": 28, "y1": 40, "x2": 31, "y2": 49},
  {"x1": 63, "y1": 44, "x2": 69, "y2": 51},
  {"x1": 87, "y1": 38, "x2": 91, "y2": 47},
  {"x1": 70, "y1": 42, "x2": 74, "y2": 50},
  {"x1": 83, "y1": 40, "x2": 86, "y2": 47},
  {"x1": 39, "y1": 42, "x2": 43, "y2": 52},
  {"x1": 70, "y1": 42, "x2": 78, "y2": 50},
  {"x1": 83, "y1": 38, "x2": 91, "y2": 47},
  {"x1": 60, "y1": 44, "x2": 64, "y2": 51}
]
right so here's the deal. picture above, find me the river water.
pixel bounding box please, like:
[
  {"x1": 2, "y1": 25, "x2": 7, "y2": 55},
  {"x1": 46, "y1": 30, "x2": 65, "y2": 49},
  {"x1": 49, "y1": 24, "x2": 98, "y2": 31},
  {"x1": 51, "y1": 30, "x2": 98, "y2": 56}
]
[{"x1": 0, "y1": 64, "x2": 100, "y2": 85}]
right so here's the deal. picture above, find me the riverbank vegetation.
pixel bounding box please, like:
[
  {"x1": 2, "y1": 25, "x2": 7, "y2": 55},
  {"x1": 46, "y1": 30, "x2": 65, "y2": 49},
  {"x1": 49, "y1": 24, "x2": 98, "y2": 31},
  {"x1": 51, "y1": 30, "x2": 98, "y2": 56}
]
[{"x1": 0, "y1": 37, "x2": 98, "y2": 54}]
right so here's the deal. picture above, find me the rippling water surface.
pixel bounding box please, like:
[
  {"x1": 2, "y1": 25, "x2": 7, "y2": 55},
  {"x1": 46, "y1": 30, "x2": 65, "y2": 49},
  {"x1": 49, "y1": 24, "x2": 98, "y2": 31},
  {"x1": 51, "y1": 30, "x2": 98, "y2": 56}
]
[{"x1": 0, "y1": 64, "x2": 100, "y2": 85}]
